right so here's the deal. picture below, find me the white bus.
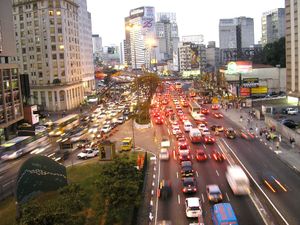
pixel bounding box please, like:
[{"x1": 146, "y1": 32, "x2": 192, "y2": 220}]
[
  {"x1": 188, "y1": 101, "x2": 201, "y2": 117},
  {"x1": 49, "y1": 114, "x2": 80, "y2": 137}
]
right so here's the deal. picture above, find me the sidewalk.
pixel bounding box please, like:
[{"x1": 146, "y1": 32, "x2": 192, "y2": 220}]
[{"x1": 220, "y1": 107, "x2": 300, "y2": 174}]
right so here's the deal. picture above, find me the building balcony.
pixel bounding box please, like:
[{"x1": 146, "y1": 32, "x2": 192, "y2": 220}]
[{"x1": 31, "y1": 80, "x2": 83, "y2": 90}]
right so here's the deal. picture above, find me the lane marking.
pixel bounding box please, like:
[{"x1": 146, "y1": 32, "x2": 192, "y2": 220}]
[
  {"x1": 269, "y1": 147, "x2": 272, "y2": 150},
  {"x1": 177, "y1": 194, "x2": 181, "y2": 204},
  {"x1": 221, "y1": 138, "x2": 289, "y2": 225},
  {"x1": 154, "y1": 152, "x2": 161, "y2": 225},
  {"x1": 226, "y1": 192, "x2": 230, "y2": 201},
  {"x1": 201, "y1": 193, "x2": 205, "y2": 203},
  {"x1": 196, "y1": 171, "x2": 199, "y2": 177},
  {"x1": 203, "y1": 144, "x2": 206, "y2": 149},
  {"x1": 216, "y1": 170, "x2": 219, "y2": 176},
  {"x1": 176, "y1": 172, "x2": 179, "y2": 179},
  {"x1": 191, "y1": 155, "x2": 194, "y2": 159},
  {"x1": 150, "y1": 199, "x2": 153, "y2": 206},
  {"x1": 208, "y1": 154, "x2": 211, "y2": 159}
]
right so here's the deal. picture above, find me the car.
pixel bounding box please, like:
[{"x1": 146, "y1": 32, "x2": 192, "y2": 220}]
[
  {"x1": 212, "y1": 151, "x2": 225, "y2": 162},
  {"x1": 224, "y1": 128, "x2": 237, "y2": 139},
  {"x1": 198, "y1": 123, "x2": 207, "y2": 131},
  {"x1": 175, "y1": 105, "x2": 182, "y2": 110},
  {"x1": 161, "y1": 138, "x2": 171, "y2": 148},
  {"x1": 159, "y1": 148, "x2": 170, "y2": 160},
  {"x1": 211, "y1": 104, "x2": 219, "y2": 110},
  {"x1": 77, "y1": 148, "x2": 99, "y2": 159},
  {"x1": 181, "y1": 101, "x2": 189, "y2": 107},
  {"x1": 179, "y1": 151, "x2": 191, "y2": 162},
  {"x1": 262, "y1": 172, "x2": 287, "y2": 193},
  {"x1": 182, "y1": 177, "x2": 197, "y2": 193},
  {"x1": 211, "y1": 125, "x2": 224, "y2": 132},
  {"x1": 201, "y1": 128, "x2": 210, "y2": 136},
  {"x1": 195, "y1": 149, "x2": 208, "y2": 161},
  {"x1": 88, "y1": 125, "x2": 99, "y2": 134},
  {"x1": 172, "y1": 127, "x2": 181, "y2": 135},
  {"x1": 181, "y1": 161, "x2": 194, "y2": 177},
  {"x1": 1, "y1": 148, "x2": 26, "y2": 160},
  {"x1": 177, "y1": 110, "x2": 184, "y2": 116},
  {"x1": 238, "y1": 129, "x2": 255, "y2": 139},
  {"x1": 117, "y1": 116, "x2": 125, "y2": 124},
  {"x1": 206, "y1": 184, "x2": 223, "y2": 202},
  {"x1": 101, "y1": 124, "x2": 112, "y2": 133},
  {"x1": 155, "y1": 117, "x2": 164, "y2": 125},
  {"x1": 172, "y1": 121, "x2": 180, "y2": 129},
  {"x1": 286, "y1": 107, "x2": 298, "y2": 115},
  {"x1": 185, "y1": 197, "x2": 202, "y2": 218},
  {"x1": 281, "y1": 119, "x2": 298, "y2": 129},
  {"x1": 201, "y1": 108, "x2": 209, "y2": 115},
  {"x1": 212, "y1": 112, "x2": 223, "y2": 118},
  {"x1": 158, "y1": 179, "x2": 172, "y2": 200},
  {"x1": 35, "y1": 125, "x2": 47, "y2": 133},
  {"x1": 204, "y1": 135, "x2": 215, "y2": 144},
  {"x1": 153, "y1": 111, "x2": 161, "y2": 117},
  {"x1": 49, "y1": 150, "x2": 70, "y2": 163}
]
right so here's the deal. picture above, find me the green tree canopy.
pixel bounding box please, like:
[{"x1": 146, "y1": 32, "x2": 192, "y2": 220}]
[{"x1": 262, "y1": 37, "x2": 286, "y2": 67}]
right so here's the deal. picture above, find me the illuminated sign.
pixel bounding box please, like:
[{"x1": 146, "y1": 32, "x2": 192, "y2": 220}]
[
  {"x1": 182, "y1": 70, "x2": 200, "y2": 77},
  {"x1": 240, "y1": 87, "x2": 251, "y2": 97},
  {"x1": 251, "y1": 86, "x2": 268, "y2": 94},
  {"x1": 130, "y1": 8, "x2": 144, "y2": 16},
  {"x1": 243, "y1": 78, "x2": 259, "y2": 87},
  {"x1": 227, "y1": 61, "x2": 253, "y2": 74}
]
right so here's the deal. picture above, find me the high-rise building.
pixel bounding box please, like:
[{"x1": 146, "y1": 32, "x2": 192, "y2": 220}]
[
  {"x1": 101, "y1": 45, "x2": 120, "y2": 66},
  {"x1": 206, "y1": 41, "x2": 220, "y2": 72},
  {"x1": 92, "y1": 34, "x2": 102, "y2": 54},
  {"x1": 155, "y1": 12, "x2": 179, "y2": 62},
  {"x1": 219, "y1": 17, "x2": 254, "y2": 64},
  {"x1": 0, "y1": 0, "x2": 23, "y2": 141},
  {"x1": 76, "y1": 0, "x2": 95, "y2": 94},
  {"x1": 12, "y1": 0, "x2": 93, "y2": 111},
  {"x1": 286, "y1": 0, "x2": 300, "y2": 100},
  {"x1": 124, "y1": 6, "x2": 156, "y2": 69},
  {"x1": 178, "y1": 41, "x2": 206, "y2": 77},
  {"x1": 261, "y1": 8, "x2": 285, "y2": 46}
]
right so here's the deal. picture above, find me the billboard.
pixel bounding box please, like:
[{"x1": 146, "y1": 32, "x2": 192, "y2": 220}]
[
  {"x1": 251, "y1": 86, "x2": 268, "y2": 94},
  {"x1": 227, "y1": 61, "x2": 253, "y2": 74},
  {"x1": 190, "y1": 43, "x2": 200, "y2": 69},
  {"x1": 142, "y1": 7, "x2": 155, "y2": 35},
  {"x1": 242, "y1": 78, "x2": 259, "y2": 87},
  {"x1": 130, "y1": 7, "x2": 144, "y2": 17},
  {"x1": 240, "y1": 87, "x2": 251, "y2": 97}
]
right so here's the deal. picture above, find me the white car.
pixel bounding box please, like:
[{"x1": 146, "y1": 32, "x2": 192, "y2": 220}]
[
  {"x1": 172, "y1": 127, "x2": 181, "y2": 135},
  {"x1": 198, "y1": 124, "x2": 207, "y2": 131},
  {"x1": 159, "y1": 148, "x2": 170, "y2": 160},
  {"x1": 88, "y1": 125, "x2": 98, "y2": 134},
  {"x1": 1, "y1": 148, "x2": 25, "y2": 160},
  {"x1": 77, "y1": 148, "x2": 99, "y2": 159},
  {"x1": 35, "y1": 125, "x2": 47, "y2": 133},
  {"x1": 286, "y1": 107, "x2": 298, "y2": 115},
  {"x1": 201, "y1": 128, "x2": 210, "y2": 136},
  {"x1": 101, "y1": 125, "x2": 111, "y2": 133},
  {"x1": 161, "y1": 139, "x2": 171, "y2": 148}
]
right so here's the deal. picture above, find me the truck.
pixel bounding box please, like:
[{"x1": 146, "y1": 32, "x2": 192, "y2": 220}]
[
  {"x1": 226, "y1": 165, "x2": 250, "y2": 195},
  {"x1": 211, "y1": 203, "x2": 238, "y2": 225},
  {"x1": 189, "y1": 128, "x2": 202, "y2": 143}
]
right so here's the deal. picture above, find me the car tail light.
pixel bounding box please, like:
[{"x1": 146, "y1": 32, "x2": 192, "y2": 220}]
[
  {"x1": 205, "y1": 138, "x2": 207, "y2": 141},
  {"x1": 213, "y1": 154, "x2": 217, "y2": 160},
  {"x1": 182, "y1": 188, "x2": 187, "y2": 193},
  {"x1": 193, "y1": 188, "x2": 197, "y2": 192}
]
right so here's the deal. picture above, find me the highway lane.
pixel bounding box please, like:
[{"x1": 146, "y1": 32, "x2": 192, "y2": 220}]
[
  {"x1": 203, "y1": 106, "x2": 300, "y2": 225},
  {"x1": 155, "y1": 97, "x2": 265, "y2": 225}
]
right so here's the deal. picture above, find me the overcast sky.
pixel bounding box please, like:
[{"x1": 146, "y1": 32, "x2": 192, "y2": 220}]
[{"x1": 87, "y1": 0, "x2": 284, "y2": 47}]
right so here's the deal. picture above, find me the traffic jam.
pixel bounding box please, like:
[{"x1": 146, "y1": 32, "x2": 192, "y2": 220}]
[{"x1": 152, "y1": 81, "x2": 288, "y2": 225}]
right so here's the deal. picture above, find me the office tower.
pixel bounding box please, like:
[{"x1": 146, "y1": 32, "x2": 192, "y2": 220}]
[
  {"x1": 261, "y1": 8, "x2": 285, "y2": 46},
  {"x1": 76, "y1": 0, "x2": 95, "y2": 94},
  {"x1": 124, "y1": 6, "x2": 156, "y2": 69},
  {"x1": 155, "y1": 12, "x2": 179, "y2": 62},
  {"x1": 206, "y1": 41, "x2": 220, "y2": 72},
  {"x1": 12, "y1": 0, "x2": 93, "y2": 111},
  {"x1": 286, "y1": 0, "x2": 300, "y2": 99},
  {"x1": 0, "y1": 0, "x2": 23, "y2": 141},
  {"x1": 219, "y1": 17, "x2": 254, "y2": 63},
  {"x1": 92, "y1": 34, "x2": 102, "y2": 54},
  {"x1": 101, "y1": 45, "x2": 120, "y2": 66}
]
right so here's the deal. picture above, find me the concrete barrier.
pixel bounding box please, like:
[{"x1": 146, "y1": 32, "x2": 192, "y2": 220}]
[
  {"x1": 265, "y1": 115, "x2": 299, "y2": 147},
  {"x1": 134, "y1": 120, "x2": 151, "y2": 129}
]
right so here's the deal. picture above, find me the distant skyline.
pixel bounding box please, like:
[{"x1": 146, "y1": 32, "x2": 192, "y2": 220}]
[{"x1": 87, "y1": 0, "x2": 284, "y2": 46}]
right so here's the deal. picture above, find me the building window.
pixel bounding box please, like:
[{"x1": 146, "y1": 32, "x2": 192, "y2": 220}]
[
  {"x1": 56, "y1": 11, "x2": 61, "y2": 16},
  {"x1": 57, "y1": 28, "x2": 62, "y2": 33},
  {"x1": 49, "y1": 10, "x2": 54, "y2": 16},
  {"x1": 52, "y1": 54, "x2": 57, "y2": 60},
  {"x1": 51, "y1": 45, "x2": 56, "y2": 51},
  {"x1": 59, "y1": 53, "x2": 64, "y2": 59}
]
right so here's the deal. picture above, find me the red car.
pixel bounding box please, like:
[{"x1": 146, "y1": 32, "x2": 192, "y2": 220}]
[
  {"x1": 204, "y1": 135, "x2": 215, "y2": 144},
  {"x1": 211, "y1": 104, "x2": 219, "y2": 110},
  {"x1": 181, "y1": 101, "x2": 189, "y2": 107},
  {"x1": 196, "y1": 149, "x2": 208, "y2": 161},
  {"x1": 201, "y1": 108, "x2": 210, "y2": 115},
  {"x1": 155, "y1": 117, "x2": 164, "y2": 125},
  {"x1": 212, "y1": 151, "x2": 226, "y2": 162},
  {"x1": 212, "y1": 112, "x2": 223, "y2": 118}
]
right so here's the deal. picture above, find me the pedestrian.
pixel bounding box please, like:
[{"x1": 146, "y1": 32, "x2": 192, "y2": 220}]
[
  {"x1": 278, "y1": 134, "x2": 282, "y2": 143},
  {"x1": 240, "y1": 115, "x2": 243, "y2": 123},
  {"x1": 291, "y1": 137, "x2": 295, "y2": 149},
  {"x1": 276, "y1": 141, "x2": 280, "y2": 150}
]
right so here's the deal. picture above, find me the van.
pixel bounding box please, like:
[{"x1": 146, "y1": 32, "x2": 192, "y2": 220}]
[
  {"x1": 185, "y1": 197, "x2": 202, "y2": 218},
  {"x1": 226, "y1": 165, "x2": 250, "y2": 195},
  {"x1": 183, "y1": 120, "x2": 192, "y2": 132},
  {"x1": 211, "y1": 203, "x2": 238, "y2": 225},
  {"x1": 189, "y1": 128, "x2": 202, "y2": 143},
  {"x1": 121, "y1": 137, "x2": 133, "y2": 151}
]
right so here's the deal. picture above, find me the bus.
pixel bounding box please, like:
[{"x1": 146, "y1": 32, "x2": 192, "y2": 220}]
[
  {"x1": 189, "y1": 101, "x2": 201, "y2": 117},
  {"x1": 49, "y1": 114, "x2": 80, "y2": 137}
]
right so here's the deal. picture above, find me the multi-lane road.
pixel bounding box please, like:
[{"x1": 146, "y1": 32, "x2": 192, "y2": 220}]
[{"x1": 153, "y1": 88, "x2": 300, "y2": 225}]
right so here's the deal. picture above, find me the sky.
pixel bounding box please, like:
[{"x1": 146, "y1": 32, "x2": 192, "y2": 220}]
[{"x1": 86, "y1": 0, "x2": 284, "y2": 47}]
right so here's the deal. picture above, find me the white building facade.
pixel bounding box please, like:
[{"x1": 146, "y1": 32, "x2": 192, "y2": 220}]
[
  {"x1": 12, "y1": 0, "x2": 92, "y2": 111},
  {"x1": 261, "y1": 8, "x2": 285, "y2": 46}
]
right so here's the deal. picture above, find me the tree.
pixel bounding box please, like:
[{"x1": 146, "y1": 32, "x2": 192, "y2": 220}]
[
  {"x1": 95, "y1": 156, "x2": 142, "y2": 225},
  {"x1": 262, "y1": 37, "x2": 286, "y2": 67}
]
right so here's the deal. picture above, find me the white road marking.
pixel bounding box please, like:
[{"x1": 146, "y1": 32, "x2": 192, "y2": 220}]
[
  {"x1": 264, "y1": 142, "x2": 267, "y2": 145},
  {"x1": 201, "y1": 193, "x2": 205, "y2": 203},
  {"x1": 154, "y1": 152, "x2": 161, "y2": 225},
  {"x1": 203, "y1": 144, "x2": 206, "y2": 149},
  {"x1": 260, "y1": 139, "x2": 263, "y2": 142},
  {"x1": 208, "y1": 154, "x2": 211, "y2": 159},
  {"x1": 221, "y1": 138, "x2": 289, "y2": 225},
  {"x1": 3, "y1": 180, "x2": 14, "y2": 188},
  {"x1": 191, "y1": 155, "x2": 194, "y2": 159},
  {"x1": 226, "y1": 192, "x2": 230, "y2": 201},
  {"x1": 269, "y1": 147, "x2": 272, "y2": 150},
  {"x1": 152, "y1": 181, "x2": 155, "y2": 186},
  {"x1": 196, "y1": 171, "x2": 199, "y2": 177},
  {"x1": 274, "y1": 151, "x2": 282, "y2": 154},
  {"x1": 151, "y1": 190, "x2": 154, "y2": 195},
  {"x1": 176, "y1": 172, "x2": 179, "y2": 178},
  {"x1": 178, "y1": 194, "x2": 181, "y2": 204},
  {"x1": 216, "y1": 170, "x2": 219, "y2": 176}
]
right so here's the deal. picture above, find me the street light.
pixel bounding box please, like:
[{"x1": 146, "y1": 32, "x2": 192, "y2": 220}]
[{"x1": 126, "y1": 23, "x2": 141, "y2": 150}]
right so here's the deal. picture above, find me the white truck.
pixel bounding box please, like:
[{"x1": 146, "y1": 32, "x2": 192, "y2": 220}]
[
  {"x1": 77, "y1": 148, "x2": 99, "y2": 159},
  {"x1": 189, "y1": 128, "x2": 202, "y2": 143},
  {"x1": 226, "y1": 165, "x2": 250, "y2": 195}
]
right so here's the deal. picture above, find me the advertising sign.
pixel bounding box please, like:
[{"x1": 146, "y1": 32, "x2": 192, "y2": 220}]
[
  {"x1": 227, "y1": 61, "x2": 253, "y2": 74},
  {"x1": 190, "y1": 44, "x2": 200, "y2": 69},
  {"x1": 242, "y1": 78, "x2": 259, "y2": 87},
  {"x1": 130, "y1": 7, "x2": 144, "y2": 17},
  {"x1": 251, "y1": 86, "x2": 268, "y2": 94},
  {"x1": 240, "y1": 87, "x2": 251, "y2": 97}
]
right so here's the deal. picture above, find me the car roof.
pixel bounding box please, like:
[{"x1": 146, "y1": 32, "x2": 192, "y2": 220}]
[
  {"x1": 207, "y1": 184, "x2": 221, "y2": 192},
  {"x1": 186, "y1": 197, "x2": 200, "y2": 207}
]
